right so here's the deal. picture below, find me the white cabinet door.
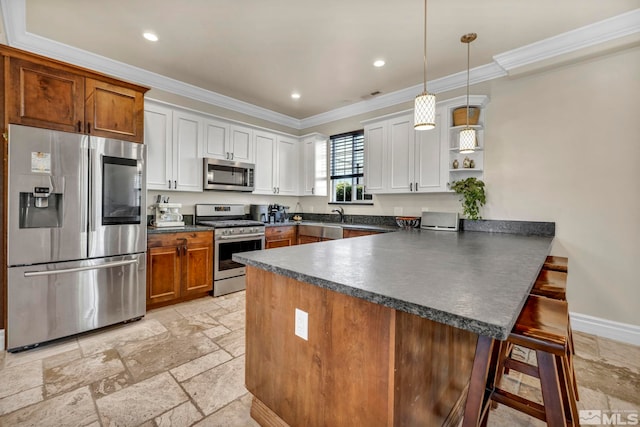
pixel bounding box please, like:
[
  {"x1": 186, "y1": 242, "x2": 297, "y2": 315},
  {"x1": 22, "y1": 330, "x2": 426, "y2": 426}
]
[
  {"x1": 173, "y1": 111, "x2": 203, "y2": 192},
  {"x1": 229, "y1": 125, "x2": 254, "y2": 163},
  {"x1": 364, "y1": 122, "x2": 386, "y2": 193},
  {"x1": 415, "y1": 109, "x2": 447, "y2": 192},
  {"x1": 387, "y1": 115, "x2": 415, "y2": 193},
  {"x1": 202, "y1": 118, "x2": 229, "y2": 160},
  {"x1": 145, "y1": 103, "x2": 174, "y2": 191},
  {"x1": 276, "y1": 136, "x2": 298, "y2": 196},
  {"x1": 301, "y1": 136, "x2": 327, "y2": 196},
  {"x1": 253, "y1": 130, "x2": 277, "y2": 194}
]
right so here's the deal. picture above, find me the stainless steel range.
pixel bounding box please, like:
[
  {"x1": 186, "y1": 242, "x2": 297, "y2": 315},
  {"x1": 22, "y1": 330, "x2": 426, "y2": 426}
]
[{"x1": 195, "y1": 204, "x2": 265, "y2": 296}]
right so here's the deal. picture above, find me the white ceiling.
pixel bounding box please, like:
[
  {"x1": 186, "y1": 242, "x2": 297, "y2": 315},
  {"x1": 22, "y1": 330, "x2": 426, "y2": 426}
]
[{"x1": 2, "y1": 1, "x2": 639, "y2": 125}]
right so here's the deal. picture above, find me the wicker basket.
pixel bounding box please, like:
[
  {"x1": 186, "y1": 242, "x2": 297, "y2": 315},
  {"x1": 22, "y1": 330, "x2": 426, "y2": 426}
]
[{"x1": 453, "y1": 107, "x2": 480, "y2": 126}]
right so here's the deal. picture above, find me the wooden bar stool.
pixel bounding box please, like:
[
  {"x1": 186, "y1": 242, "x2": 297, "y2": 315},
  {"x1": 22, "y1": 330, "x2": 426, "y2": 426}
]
[
  {"x1": 543, "y1": 256, "x2": 568, "y2": 273},
  {"x1": 463, "y1": 295, "x2": 579, "y2": 427}
]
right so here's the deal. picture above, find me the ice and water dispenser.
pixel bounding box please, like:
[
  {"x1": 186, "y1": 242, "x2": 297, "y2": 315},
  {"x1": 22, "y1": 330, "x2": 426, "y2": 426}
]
[{"x1": 19, "y1": 180, "x2": 64, "y2": 229}]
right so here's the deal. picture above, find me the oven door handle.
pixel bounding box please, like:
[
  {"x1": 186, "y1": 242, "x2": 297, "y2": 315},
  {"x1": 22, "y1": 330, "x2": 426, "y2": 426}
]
[{"x1": 216, "y1": 233, "x2": 265, "y2": 241}]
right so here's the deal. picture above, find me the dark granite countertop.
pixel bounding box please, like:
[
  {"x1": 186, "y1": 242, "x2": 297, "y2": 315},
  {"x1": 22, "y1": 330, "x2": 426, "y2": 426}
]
[
  {"x1": 233, "y1": 229, "x2": 553, "y2": 340},
  {"x1": 147, "y1": 225, "x2": 214, "y2": 234}
]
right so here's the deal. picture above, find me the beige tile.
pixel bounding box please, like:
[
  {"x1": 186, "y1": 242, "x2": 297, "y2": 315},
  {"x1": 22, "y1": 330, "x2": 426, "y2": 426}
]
[
  {"x1": 145, "y1": 306, "x2": 185, "y2": 326},
  {"x1": 202, "y1": 325, "x2": 232, "y2": 340},
  {"x1": 607, "y1": 395, "x2": 640, "y2": 412},
  {"x1": 0, "y1": 386, "x2": 43, "y2": 416},
  {"x1": 42, "y1": 348, "x2": 83, "y2": 370},
  {"x1": 214, "y1": 294, "x2": 245, "y2": 312},
  {"x1": 194, "y1": 393, "x2": 259, "y2": 427},
  {"x1": 90, "y1": 371, "x2": 132, "y2": 399},
  {"x1": 577, "y1": 386, "x2": 610, "y2": 412},
  {"x1": 212, "y1": 329, "x2": 245, "y2": 357},
  {"x1": 44, "y1": 349, "x2": 125, "y2": 397},
  {"x1": 170, "y1": 349, "x2": 233, "y2": 383},
  {"x1": 597, "y1": 336, "x2": 640, "y2": 374},
  {"x1": 214, "y1": 310, "x2": 246, "y2": 331},
  {"x1": 173, "y1": 297, "x2": 222, "y2": 317},
  {"x1": 183, "y1": 356, "x2": 248, "y2": 416},
  {"x1": 0, "y1": 350, "x2": 5, "y2": 369},
  {"x1": 572, "y1": 331, "x2": 599, "y2": 361},
  {"x1": 0, "y1": 386, "x2": 98, "y2": 426},
  {"x1": 155, "y1": 401, "x2": 203, "y2": 427},
  {"x1": 573, "y1": 355, "x2": 640, "y2": 404},
  {"x1": 96, "y1": 372, "x2": 188, "y2": 426},
  {"x1": 488, "y1": 404, "x2": 546, "y2": 426},
  {"x1": 0, "y1": 360, "x2": 43, "y2": 399},
  {"x1": 3, "y1": 339, "x2": 79, "y2": 368},
  {"x1": 78, "y1": 318, "x2": 167, "y2": 356},
  {"x1": 166, "y1": 313, "x2": 222, "y2": 339},
  {"x1": 122, "y1": 332, "x2": 219, "y2": 382}
]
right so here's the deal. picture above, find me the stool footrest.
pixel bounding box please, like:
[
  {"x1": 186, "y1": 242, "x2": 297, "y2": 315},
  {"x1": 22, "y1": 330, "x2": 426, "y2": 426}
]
[
  {"x1": 504, "y1": 358, "x2": 539, "y2": 379},
  {"x1": 493, "y1": 389, "x2": 546, "y2": 421}
]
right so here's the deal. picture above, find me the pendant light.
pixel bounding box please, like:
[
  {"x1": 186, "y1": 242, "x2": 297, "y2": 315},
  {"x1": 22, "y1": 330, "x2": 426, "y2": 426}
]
[
  {"x1": 414, "y1": 0, "x2": 435, "y2": 130},
  {"x1": 459, "y1": 33, "x2": 477, "y2": 153}
]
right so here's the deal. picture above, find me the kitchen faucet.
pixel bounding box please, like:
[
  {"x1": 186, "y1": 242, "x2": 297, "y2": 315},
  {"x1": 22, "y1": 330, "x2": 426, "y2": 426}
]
[{"x1": 331, "y1": 207, "x2": 345, "y2": 223}]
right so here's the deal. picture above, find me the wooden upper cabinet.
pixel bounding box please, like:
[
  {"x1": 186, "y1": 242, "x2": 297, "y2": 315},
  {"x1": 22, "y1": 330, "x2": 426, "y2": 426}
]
[
  {"x1": 85, "y1": 78, "x2": 144, "y2": 142},
  {"x1": 2, "y1": 46, "x2": 148, "y2": 142},
  {"x1": 8, "y1": 57, "x2": 85, "y2": 133}
]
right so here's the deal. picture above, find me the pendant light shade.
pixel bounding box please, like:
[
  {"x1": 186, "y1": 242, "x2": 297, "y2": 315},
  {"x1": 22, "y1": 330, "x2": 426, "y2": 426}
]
[
  {"x1": 459, "y1": 33, "x2": 477, "y2": 153},
  {"x1": 414, "y1": 92, "x2": 436, "y2": 130},
  {"x1": 414, "y1": 0, "x2": 435, "y2": 130}
]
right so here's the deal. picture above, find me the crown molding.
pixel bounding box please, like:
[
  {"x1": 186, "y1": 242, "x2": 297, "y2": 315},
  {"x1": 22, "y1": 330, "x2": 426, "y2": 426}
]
[
  {"x1": 1, "y1": 0, "x2": 637, "y2": 130},
  {"x1": 494, "y1": 9, "x2": 640, "y2": 71}
]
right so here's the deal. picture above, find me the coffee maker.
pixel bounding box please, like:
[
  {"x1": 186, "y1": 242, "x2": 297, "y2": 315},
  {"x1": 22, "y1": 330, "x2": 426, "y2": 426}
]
[{"x1": 151, "y1": 203, "x2": 184, "y2": 227}]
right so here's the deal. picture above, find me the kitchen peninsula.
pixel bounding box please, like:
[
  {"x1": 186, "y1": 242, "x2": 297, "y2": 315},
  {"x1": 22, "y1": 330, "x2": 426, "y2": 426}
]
[{"x1": 234, "y1": 224, "x2": 554, "y2": 426}]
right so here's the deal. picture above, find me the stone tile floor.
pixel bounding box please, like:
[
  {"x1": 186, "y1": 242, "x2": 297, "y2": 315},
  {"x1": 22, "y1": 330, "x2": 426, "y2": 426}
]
[{"x1": 0, "y1": 292, "x2": 638, "y2": 426}]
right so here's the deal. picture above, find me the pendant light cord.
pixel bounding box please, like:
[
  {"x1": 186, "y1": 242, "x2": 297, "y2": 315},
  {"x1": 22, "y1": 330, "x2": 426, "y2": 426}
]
[
  {"x1": 466, "y1": 38, "x2": 470, "y2": 127},
  {"x1": 423, "y1": 0, "x2": 427, "y2": 93}
]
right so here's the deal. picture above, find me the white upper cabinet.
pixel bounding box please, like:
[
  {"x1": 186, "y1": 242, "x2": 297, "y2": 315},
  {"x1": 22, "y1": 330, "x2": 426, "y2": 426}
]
[
  {"x1": 229, "y1": 125, "x2": 254, "y2": 163},
  {"x1": 363, "y1": 122, "x2": 386, "y2": 193},
  {"x1": 300, "y1": 134, "x2": 327, "y2": 196},
  {"x1": 202, "y1": 119, "x2": 254, "y2": 163},
  {"x1": 276, "y1": 135, "x2": 299, "y2": 196},
  {"x1": 253, "y1": 130, "x2": 277, "y2": 194},
  {"x1": 365, "y1": 111, "x2": 446, "y2": 194},
  {"x1": 145, "y1": 101, "x2": 203, "y2": 192},
  {"x1": 145, "y1": 102, "x2": 173, "y2": 190}
]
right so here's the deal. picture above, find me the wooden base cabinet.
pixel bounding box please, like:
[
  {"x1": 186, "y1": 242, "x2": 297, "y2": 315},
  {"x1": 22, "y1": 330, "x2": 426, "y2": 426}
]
[
  {"x1": 265, "y1": 226, "x2": 297, "y2": 249},
  {"x1": 147, "y1": 231, "x2": 213, "y2": 309},
  {"x1": 343, "y1": 229, "x2": 382, "y2": 238}
]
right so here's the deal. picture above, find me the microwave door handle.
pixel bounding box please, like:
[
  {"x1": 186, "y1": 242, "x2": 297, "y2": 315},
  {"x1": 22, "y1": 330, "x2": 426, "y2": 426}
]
[{"x1": 24, "y1": 259, "x2": 138, "y2": 277}]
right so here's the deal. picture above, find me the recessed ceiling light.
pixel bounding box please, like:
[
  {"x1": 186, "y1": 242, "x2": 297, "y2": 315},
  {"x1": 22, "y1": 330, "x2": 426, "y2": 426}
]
[
  {"x1": 143, "y1": 32, "x2": 158, "y2": 42},
  {"x1": 291, "y1": 93, "x2": 301, "y2": 99},
  {"x1": 373, "y1": 60, "x2": 385, "y2": 67}
]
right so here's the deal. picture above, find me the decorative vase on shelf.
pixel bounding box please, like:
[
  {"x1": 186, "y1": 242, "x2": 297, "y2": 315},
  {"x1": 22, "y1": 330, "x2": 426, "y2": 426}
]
[
  {"x1": 452, "y1": 159, "x2": 459, "y2": 169},
  {"x1": 463, "y1": 157, "x2": 471, "y2": 168},
  {"x1": 469, "y1": 159, "x2": 475, "y2": 168}
]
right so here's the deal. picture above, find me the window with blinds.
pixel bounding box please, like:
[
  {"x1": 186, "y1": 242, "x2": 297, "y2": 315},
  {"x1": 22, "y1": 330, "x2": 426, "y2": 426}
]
[{"x1": 330, "y1": 131, "x2": 372, "y2": 203}]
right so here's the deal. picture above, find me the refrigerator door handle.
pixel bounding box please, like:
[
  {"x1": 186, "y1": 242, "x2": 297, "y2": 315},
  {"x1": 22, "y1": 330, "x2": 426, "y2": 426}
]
[{"x1": 24, "y1": 259, "x2": 138, "y2": 277}]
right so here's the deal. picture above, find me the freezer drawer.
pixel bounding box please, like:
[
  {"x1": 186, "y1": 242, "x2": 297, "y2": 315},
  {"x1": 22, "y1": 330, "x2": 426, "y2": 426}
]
[{"x1": 7, "y1": 254, "x2": 146, "y2": 351}]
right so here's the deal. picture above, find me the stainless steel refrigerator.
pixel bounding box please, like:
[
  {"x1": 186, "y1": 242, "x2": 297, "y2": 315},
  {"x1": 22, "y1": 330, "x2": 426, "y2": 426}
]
[{"x1": 7, "y1": 124, "x2": 147, "y2": 351}]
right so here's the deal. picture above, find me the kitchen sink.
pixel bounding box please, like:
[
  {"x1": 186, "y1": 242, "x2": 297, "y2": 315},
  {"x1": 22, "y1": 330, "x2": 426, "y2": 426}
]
[{"x1": 298, "y1": 224, "x2": 343, "y2": 240}]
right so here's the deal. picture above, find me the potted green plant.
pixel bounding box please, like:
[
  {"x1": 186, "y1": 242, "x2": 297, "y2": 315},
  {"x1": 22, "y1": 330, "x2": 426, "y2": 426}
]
[{"x1": 450, "y1": 177, "x2": 486, "y2": 220}]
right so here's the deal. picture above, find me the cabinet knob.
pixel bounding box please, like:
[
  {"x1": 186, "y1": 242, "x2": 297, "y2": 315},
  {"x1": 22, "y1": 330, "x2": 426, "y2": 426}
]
[{"x1": 410, "y1": 183, "x2": 413, "y2": 191}]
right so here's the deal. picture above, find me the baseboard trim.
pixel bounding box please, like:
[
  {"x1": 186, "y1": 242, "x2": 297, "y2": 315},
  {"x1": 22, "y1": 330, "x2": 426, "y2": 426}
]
[
  {"x1": 570, "y1": 312, "x2": 640, "y2": 346},
  {"x1": 0, "y1": 329, "x2": 4, "y2": 351}
]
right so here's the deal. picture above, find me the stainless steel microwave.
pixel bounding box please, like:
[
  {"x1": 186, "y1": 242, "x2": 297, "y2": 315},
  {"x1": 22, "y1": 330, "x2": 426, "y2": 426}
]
[{"x1": 203, "y1": 158, "x2": 255, "y2": 192}]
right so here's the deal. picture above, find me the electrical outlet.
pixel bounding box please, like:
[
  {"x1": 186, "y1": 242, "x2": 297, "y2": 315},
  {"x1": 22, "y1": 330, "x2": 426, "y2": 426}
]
[
  {"x1": 295, "y1": 308, "x2": 308, "y2": 341},
  {"x1": 394, "y1": 207, "x2": 403, "y2": 216}
]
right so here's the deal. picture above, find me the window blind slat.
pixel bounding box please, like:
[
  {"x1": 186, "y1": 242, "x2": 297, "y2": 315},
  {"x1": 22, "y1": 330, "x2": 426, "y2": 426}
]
[{"x1": 330, "y1": 131, "x2": 364, "y2": 179}]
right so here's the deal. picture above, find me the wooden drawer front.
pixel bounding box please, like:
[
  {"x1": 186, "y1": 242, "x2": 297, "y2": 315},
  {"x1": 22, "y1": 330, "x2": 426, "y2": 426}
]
[
  {"x1": 298, "y1": 235, "x2": 321, "y2": 245},
  {"x1": 9, "y1": 58, "x2": 84, "y2": 132},
  {"x1": 147, "y1": 231, "x2": 213, "y2": 248},
  {"x1": 266, "y1": 226, "x2": 296, "y2": 249}
]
